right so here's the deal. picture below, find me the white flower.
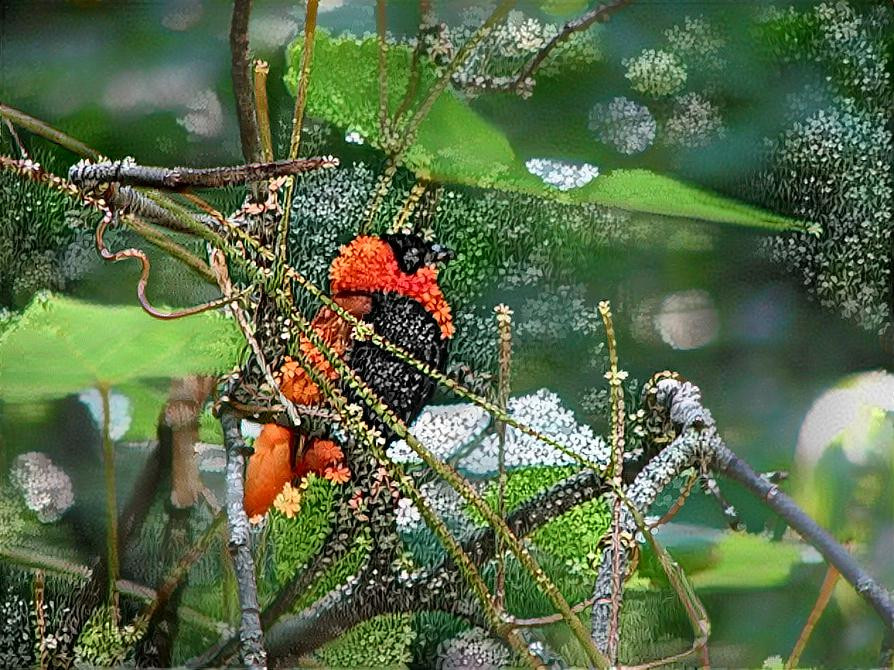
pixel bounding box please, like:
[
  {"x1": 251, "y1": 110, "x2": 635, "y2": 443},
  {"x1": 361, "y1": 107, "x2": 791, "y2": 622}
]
[
  {"x1": 395, "y1": 497, "x2": 422, "y2": 530},
  {"x1": 623, "y1": 49, "x2": 687, "y2": 97},
  {"x1": 589, "y1": 97, "x2": 656, "y2": 155},
  {"x1": 525, "y1": 158, "x2": 599, "y2": 191},
  {"x1": 10, "y1": 452, "x2": 74, "y2": 523},
  {"x1": 344, "y1": 130, "x2": 365, "y2": 144}
]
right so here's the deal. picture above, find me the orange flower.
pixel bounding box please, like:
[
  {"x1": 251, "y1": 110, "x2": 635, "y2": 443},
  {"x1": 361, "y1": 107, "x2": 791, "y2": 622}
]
[
  {"x1": 313, "y1": 439, "x2": 344, "y2": 465},
  {"x1": 324, "y1": 465, "x2": 351, "y2": 485}
]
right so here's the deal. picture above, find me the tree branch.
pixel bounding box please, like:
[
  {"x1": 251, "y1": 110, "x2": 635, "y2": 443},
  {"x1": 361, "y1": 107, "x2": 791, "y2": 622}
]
[
  {"x1": 220, "y1": 407, "x2": 267, "y2": 670},
  {"x1": 230, "y1": 0, "x2": 262, "y2": 166}
]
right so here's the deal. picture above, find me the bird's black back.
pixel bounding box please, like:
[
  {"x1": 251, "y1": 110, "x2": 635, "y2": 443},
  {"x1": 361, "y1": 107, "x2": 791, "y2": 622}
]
[{"x1": 344, "y1": 291, "x2": 449, "y2": 442}]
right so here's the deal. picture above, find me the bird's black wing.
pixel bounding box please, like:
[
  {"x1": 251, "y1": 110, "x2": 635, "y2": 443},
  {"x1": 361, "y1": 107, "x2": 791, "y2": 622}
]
[{"x1": 344, "y1": 292, "x2": 449, "y2": 442}]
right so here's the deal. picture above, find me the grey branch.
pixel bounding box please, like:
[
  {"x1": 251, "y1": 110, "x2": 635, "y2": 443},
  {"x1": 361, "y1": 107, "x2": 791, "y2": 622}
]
[
  {"x1": 590, "y1": 377, "x2": 894, "y2": 665},
  {"x1": 220, "y1": 407, "x2": 267, "y2": 670},
  {"x1": 68, "y1": 157, "x2": 338, "y2": 191}
]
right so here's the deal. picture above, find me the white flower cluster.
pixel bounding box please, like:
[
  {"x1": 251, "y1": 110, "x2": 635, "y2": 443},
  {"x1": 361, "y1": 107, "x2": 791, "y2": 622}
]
[
  {"x1": 525, "y1": 158, "x2": 599, "y2": 191},
  {"x1": 588, "y1": 96, "x2": 657, "y2": 155},
  {"x1": 387, "y1": 403, "x2": 489, "y2": 465},
  {"x1": 10, "y1": 452, "x2": 74, "y2": 523},
  {"x1": 664, "y1": 16, "x2": 727, "y2": 71},
  {"x1": 460, "y1": 389, "x2": 609, "y2": 475},
  {"x1": 623, "y1": 49, "x2": 687, "y2": 98},
  {"x1": 661, "y1": 92, "x2": 725, "y2": 148},
  {"x1": 437, "y1": 627, "x2": 510, "y2": 670},
  {"x1": 78, "y1": 388, "x2": 132, "y2": 441}
]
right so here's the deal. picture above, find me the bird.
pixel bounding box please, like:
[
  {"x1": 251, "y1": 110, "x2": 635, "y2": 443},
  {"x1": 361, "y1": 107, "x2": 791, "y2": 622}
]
[{"x1": 243, "y1": 233, "x2": 454, "y2": 520}]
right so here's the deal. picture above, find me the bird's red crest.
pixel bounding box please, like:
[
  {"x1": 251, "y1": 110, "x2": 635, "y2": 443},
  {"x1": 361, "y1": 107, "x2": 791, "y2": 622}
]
[{"x1": 329, "y1": 236, "x2": 454, "y2": 338}]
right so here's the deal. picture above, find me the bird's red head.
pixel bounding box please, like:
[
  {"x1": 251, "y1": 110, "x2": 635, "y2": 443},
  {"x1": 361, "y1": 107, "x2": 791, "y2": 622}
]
[{"x1": 329, "y1": 234, "x2": 455, "y2": 338}]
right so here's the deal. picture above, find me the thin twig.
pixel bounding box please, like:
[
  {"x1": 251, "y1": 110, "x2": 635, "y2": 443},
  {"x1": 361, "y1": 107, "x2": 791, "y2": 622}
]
[
  {"x1": 512, "y1": 0, "x2": 634, "y2": 92},
  {"x1": 494, "y1": 304, "x2": 513, "y2": 609},
  {"x1": 2, "y1": 117, "x2": 28, "y2": 157},
  {"x1": 376, "y1": 0, "x2": 390, "y2": 146},
  {"x1": 713, "y1": 444, "x2": 894, "y2": 665},
  {"x1": 598, "y1": 300, "x2": 626, "y2": 665},
  {"x1": 787, "y1": 562, "x2": 841, "y2": 669},
  {"x1": 0, "y1": 103, "x2": 100, "y2": 159},
  {"x1": 99, "y1": 383, "x2": 120, "y2": 621},
  {"x1": 220, "y1": 407, "x2": 267, "y2": 670},
  {"x1": 69, "y1": 157, "x2": 337, "y2": 190},
  {"x1": 141, "y1": 512, "x2": 227, "y2": 624},
  {"x1": 278, "y1": 0, "x2": 320, "y2": 265},
  {"x1": 650, "y1": 471, "x2": 698, "y2": 528},
  {"x1": 230, "y1": 0, "x2": 262, "y2": 166}
]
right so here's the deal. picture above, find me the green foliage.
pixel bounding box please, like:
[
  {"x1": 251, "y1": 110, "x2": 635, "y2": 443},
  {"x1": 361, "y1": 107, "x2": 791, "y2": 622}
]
[
  {"x1": 315, "y1": 613, "x2": 416, "y2": 669},
  {"x1": 291, "y1": 537, "x2": 370, "y2": 613},
  {"x1": 0, "y1": 294, "x2": 241, "y2": 402},
  {"x1": 269, "y1": 474, "x2": 337, "y2": 584},
  {"x1": 284, "y1": 31, "x2": 801, "y2": 230},
  {"x1": 409, "y1": 611, "x2": 469, "y2": 667},
  {"x1": 73, "y1": 603, "x2": 145, "y2": 668},
  {"x1": 0, "y1": 146, "x2": 94, "y2": 309},
  {"x1": 469, "y1": 467, "x2": 611, "y2": 580}
]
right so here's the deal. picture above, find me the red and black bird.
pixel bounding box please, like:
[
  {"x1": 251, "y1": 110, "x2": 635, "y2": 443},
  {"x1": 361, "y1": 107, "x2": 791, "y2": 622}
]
[{"x1": 244, "y1": 233, "x2": 454, "y2": 518}]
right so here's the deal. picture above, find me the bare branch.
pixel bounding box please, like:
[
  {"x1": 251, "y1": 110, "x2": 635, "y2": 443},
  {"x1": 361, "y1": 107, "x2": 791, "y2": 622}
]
[
  {"x1": 68, "y1": 156, "x2": 338, "y2": 190},
  {"x1": 220, "y1": 406, "x2": 267, "y2": 670},
  {"x1": 512, "y1": 0, "x2": 634, "y2": 92},
  {"x1": 230, "y1": 0, "x2": 263, "y2": 165}
]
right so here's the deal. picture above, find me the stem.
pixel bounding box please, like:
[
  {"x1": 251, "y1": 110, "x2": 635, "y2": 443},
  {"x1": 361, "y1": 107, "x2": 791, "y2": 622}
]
[
  {"x1": 99, "y1": 383, "x2": 120, "y2": 619},
  {"x1": 494, "y1": 305, "x2": 513, "y2": 609},
  {"x1": 220, "y1": 407, "x2": 267, "y2": 670},
  {"x1": 376, "y1": 0, "x2": 390, "y2": 145},
  {"x1": 513, "y1": 0, "x2": 634, "y2": 90},
  {"x1": 0, "y1": 103, "x2": 100, "y2": 159},
  {"x1": 598, "y1": 301, "x2": 626, "y2": 664},
  {"x1": 787, "y1": 563, "x2": 840, "y2": 669},
  {"x1": 278, "y1": 0, "x2": 320, "y2": 266},
  {"x1": 123, "y1": 215, "x2": 218, "y2": 285}
]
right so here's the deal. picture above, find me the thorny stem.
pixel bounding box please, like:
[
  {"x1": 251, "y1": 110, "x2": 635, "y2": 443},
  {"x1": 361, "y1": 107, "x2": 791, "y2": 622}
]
[
  {"x1": 787, "y1": 562, "x2": 841, "y2": 669},
  {"x1": 220, "y1": 407, "x2": 267, "y2": 670},
  {"x1": 230, "y1": 0, "x2": 263, "y2": 167},
  {"x1": 599, "y1": 300, "x2": 626, "y2": 664},
  {"x1": 392, "y1": 179, "x2": 429, "y2": 232},
  {"x1": 34, "y1": 570, "x2": 47, "y2": 670},
  {"x1": 278, "y1": 0, "x2": 320, "y2": 267},
  {"x1": 376, "y1": 0, "x2": 390, "y2": 146},
  {"x1": 494, "y1": 304, "x2": 513, "y2": 609},
  {"x1": 253, "y1": 60, "x2": 274, "y2": 163}
]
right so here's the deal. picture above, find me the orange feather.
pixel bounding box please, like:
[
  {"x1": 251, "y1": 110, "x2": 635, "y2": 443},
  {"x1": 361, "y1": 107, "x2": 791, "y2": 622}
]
[{"x1": 243, "y1": 424, "x2": 294, "y2": 519}]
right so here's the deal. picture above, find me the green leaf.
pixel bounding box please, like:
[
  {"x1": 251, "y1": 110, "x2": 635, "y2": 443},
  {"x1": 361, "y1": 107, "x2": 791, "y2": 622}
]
[
  {"x1": 639, "y1": 527, "x2": 805, "y2": 590},
  {"x1": 285, "y1": 31, "x2": 802, "y2": 231},
  {"x1": 0, "y1": 294, "x2": 241, "y2": 402}
]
